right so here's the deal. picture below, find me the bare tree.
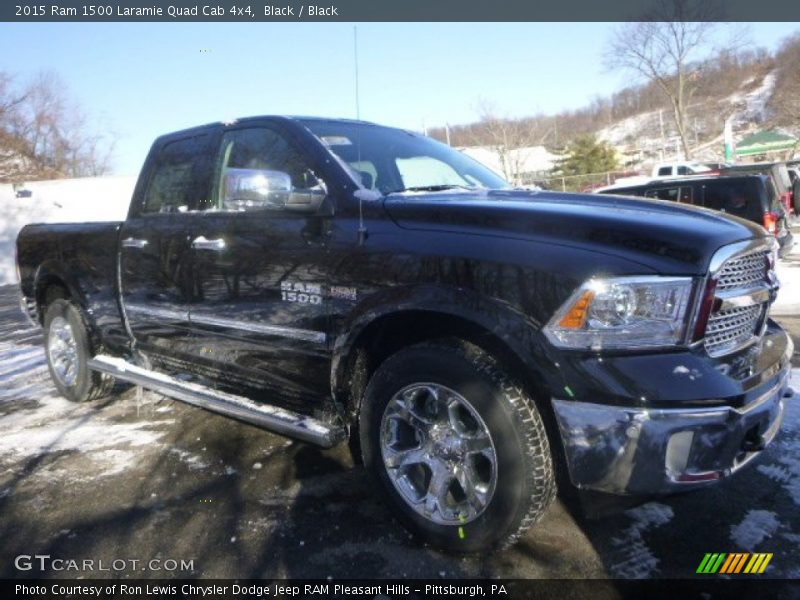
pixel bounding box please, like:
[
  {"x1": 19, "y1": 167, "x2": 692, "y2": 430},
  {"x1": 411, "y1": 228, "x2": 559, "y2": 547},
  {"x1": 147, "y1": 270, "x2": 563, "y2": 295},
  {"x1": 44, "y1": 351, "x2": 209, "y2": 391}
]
[
  {"x1": 473, "y1": 100, "x2": 546, "y2": 184},
  {"x1": 605, "y1": 1, "x2": 724, "y2": 160},
  {"x1": 0, "y1": 71, "x2": 115, "y2": 182}
]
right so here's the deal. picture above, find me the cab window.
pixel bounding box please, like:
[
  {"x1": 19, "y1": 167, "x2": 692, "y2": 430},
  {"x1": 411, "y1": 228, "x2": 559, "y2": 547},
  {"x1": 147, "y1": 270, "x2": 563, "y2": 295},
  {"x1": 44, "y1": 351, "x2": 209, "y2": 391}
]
[{"x1": 142, "y1": 135, "x2": 211, "y2": 214}]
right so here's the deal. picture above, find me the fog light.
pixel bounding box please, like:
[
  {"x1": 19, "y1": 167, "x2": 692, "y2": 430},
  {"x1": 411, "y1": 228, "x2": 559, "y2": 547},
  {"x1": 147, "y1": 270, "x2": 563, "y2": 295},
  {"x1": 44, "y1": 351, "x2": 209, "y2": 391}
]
[{"x1": 665, "y1": 430, "x2": 694, "y2": 476}]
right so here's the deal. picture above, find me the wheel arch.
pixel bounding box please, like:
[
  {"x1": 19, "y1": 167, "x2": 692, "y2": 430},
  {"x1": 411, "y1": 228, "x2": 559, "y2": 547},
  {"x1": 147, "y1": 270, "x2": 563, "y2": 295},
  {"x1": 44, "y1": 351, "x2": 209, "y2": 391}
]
[
  {"x1": 33, "y1": 261, "x2": 94, "y2": 335},
  {"x1": 332, "y1": 301, "x2": 556, "y2": 426},
  {"x1": 33, "y1": 261, "x2": 87, "y2": 326}
]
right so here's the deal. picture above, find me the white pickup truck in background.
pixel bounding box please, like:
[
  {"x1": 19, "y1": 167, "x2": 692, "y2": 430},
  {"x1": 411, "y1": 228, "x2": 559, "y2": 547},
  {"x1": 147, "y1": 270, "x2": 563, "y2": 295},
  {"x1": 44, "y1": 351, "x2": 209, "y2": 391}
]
[{"x1": 596, "y1": 161, "x2": 715, "y2": 192}]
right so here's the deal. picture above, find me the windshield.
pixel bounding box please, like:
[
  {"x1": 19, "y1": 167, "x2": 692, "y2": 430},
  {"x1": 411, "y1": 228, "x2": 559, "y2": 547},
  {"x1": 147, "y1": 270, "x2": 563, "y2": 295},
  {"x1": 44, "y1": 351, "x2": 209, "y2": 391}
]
[{"x1": 301, "y1": 120, "x2": 510, "y2": 195}]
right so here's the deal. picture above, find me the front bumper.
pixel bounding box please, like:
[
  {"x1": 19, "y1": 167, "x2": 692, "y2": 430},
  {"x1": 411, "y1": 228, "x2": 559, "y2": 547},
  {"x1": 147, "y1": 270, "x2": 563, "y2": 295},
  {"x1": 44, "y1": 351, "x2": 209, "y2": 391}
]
[{"x1": 551, "y1": 329, "x2": 794, "y2": 495}]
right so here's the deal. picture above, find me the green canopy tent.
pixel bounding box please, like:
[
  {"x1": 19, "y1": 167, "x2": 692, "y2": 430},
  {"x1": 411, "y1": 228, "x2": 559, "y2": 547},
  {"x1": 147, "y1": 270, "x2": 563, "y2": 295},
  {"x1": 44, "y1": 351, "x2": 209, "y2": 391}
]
[{"x1": 734, "y1": 131, "x2": 797, "y2": 158}]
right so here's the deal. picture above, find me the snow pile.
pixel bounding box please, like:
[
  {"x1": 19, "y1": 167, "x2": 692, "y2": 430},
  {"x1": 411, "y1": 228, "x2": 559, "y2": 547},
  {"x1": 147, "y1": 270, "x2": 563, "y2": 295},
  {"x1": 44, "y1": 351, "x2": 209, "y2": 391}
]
[
  {"x1": 771, "y1": 240, "x2": 800, "y2": 316},
  {"x1": 0, "y1": 175, "x2": 135, "y2": 285},
  {"x1": 459, "y1": 145, "x2": 559, "y2": 177}
]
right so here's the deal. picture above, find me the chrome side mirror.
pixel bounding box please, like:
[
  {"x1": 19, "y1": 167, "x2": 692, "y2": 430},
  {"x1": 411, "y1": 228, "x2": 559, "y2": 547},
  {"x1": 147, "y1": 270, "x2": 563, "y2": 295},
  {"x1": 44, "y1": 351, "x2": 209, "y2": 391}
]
[
  {"x1": 222, "y1": 168, "x2": 291, "y2": 211},
  {"x1": 222, "y1": 168, "x2": 329, "y2": 214}
]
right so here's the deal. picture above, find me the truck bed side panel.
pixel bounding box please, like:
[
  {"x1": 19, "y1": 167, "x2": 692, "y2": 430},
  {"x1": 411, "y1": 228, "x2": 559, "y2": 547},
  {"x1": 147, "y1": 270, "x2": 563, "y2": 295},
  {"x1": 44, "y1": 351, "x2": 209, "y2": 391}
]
[{"x1": 17, "y1": 222, "x2": 128, "y2": 350}]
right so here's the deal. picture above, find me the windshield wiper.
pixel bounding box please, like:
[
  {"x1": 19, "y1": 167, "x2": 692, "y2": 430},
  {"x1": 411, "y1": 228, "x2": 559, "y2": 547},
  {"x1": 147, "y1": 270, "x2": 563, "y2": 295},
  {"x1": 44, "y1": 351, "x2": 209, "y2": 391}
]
[{"x1": 389, "y1": 184, "x2": 475, "y2": 194}]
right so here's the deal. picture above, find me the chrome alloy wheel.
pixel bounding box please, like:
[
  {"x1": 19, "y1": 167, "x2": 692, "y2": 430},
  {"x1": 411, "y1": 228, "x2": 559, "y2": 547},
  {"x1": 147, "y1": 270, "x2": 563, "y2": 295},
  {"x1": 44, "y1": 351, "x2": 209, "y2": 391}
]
[
  {"x1": 380, "y1": 383, "x2": 498, "y2": 525},
  {"x1": 47, "y1": 316, "x2": 79, "y2": 387}
]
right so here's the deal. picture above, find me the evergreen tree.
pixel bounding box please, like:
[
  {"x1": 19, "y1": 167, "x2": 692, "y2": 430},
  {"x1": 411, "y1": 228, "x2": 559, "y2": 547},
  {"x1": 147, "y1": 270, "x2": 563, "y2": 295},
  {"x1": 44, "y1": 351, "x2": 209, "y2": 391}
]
[{"x1": 554, "y1": 135, "x2": 618, "y2": 176}]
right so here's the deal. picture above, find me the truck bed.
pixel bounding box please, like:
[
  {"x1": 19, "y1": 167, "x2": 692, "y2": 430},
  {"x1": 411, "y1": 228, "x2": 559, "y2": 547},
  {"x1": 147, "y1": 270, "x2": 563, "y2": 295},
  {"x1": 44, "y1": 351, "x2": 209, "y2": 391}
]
[{"x1": 17, "y1": 221, "x2": 125, "y2": 341}]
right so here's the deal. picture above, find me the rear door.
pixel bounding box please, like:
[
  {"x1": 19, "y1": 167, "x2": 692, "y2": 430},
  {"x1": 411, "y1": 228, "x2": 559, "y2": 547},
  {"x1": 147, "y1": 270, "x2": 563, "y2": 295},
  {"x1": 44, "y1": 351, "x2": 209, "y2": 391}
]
[
  {"x1": 186, "y1": 124, "x2": 334, "y2": 406},
  {"x1": 119, "y1": 132, "x2": 217, "y2": 360}
]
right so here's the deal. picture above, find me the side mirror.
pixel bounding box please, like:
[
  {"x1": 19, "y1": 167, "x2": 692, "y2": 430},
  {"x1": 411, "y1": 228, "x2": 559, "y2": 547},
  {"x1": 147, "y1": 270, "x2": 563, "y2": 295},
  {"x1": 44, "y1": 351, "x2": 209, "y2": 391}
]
[
  {"x1": 222, "y1": 168, "x2": 330, "y2": 215},
  {"x1": 222, "y1": 168, "x2": 291, "y2": 211}
]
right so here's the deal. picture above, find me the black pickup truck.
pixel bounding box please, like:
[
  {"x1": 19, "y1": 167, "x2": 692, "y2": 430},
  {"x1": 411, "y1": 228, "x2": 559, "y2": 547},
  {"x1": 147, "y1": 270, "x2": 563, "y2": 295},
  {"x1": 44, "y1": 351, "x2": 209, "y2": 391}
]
[{"x1": 16, "y1": 116, "x2": 794, "y2": 552}]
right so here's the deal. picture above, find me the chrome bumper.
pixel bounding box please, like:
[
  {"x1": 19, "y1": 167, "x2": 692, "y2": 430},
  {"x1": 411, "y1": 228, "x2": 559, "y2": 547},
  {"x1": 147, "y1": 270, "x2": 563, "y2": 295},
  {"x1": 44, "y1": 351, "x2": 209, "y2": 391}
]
[{"x1": 551, "y1": 363, "x2": 793, "y2": 495}]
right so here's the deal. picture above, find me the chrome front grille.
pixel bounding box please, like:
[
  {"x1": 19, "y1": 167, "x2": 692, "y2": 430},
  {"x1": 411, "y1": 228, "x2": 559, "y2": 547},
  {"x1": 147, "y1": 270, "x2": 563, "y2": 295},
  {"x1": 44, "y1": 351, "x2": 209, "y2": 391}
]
[
  {"x1": 703, "y1": 242, "x2": 775, "y2": 358},
  {"x1": 716, "y1": 249, "x2": 770, "y2": 292},
  {"x1": 705, "y1": 304, "x2": 765, "y2": 357}
]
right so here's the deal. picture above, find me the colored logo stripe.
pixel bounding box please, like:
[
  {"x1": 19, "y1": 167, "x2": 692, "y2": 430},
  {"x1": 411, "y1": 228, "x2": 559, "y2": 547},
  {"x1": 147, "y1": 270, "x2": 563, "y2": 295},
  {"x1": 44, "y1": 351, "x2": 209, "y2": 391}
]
[{"x1": 698, "y1": 553, "x2": 773, "y2": 574}]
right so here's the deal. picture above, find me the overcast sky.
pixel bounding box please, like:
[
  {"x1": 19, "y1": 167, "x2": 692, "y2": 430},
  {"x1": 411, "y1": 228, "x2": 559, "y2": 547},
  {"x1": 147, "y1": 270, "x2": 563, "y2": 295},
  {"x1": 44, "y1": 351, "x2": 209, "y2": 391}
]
[{"x1": 1, "y1": 22, "x2": 797, "y2": 175}]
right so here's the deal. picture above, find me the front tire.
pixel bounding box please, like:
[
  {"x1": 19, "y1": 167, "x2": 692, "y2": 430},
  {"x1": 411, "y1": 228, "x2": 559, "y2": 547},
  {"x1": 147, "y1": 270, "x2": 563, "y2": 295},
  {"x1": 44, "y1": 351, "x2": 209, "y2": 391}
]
[
  {"x1": 359, "y1": 341, "x2": 556, "y2": 552},
  {"x1": 44, "y1": 299, "x2": 112, "y2": 402}
]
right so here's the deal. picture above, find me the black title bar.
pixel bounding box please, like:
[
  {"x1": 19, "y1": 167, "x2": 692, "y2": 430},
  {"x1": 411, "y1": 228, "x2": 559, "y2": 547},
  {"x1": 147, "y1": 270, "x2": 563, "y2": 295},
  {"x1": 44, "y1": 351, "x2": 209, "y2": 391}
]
[{"x1": 5, "y1": 0, "x2": 800, "y2": 22}]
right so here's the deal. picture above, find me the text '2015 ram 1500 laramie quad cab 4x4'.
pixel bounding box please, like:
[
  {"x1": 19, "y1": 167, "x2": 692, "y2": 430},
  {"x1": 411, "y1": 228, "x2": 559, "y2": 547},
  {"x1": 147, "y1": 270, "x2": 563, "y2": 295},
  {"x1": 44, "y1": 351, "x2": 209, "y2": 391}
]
[{"x1": 16, "y1": 117, "x2": 795, "y2": 552}]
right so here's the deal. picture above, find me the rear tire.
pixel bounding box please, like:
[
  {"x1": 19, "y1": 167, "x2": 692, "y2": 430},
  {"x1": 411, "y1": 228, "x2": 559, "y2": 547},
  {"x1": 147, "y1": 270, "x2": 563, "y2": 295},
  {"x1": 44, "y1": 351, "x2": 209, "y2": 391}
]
[
  {"x1": 44, "y1": 299, "x2": 113, "y2": 402},
  {"x1": 359, "y1": 340, "x2": 556, "y2": 552}
]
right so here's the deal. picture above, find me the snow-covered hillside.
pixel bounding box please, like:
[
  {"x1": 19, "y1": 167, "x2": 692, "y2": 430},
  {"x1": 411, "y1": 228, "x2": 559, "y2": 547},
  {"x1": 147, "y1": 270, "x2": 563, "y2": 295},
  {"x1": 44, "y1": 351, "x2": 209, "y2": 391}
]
[
  {"x1": 0, "y1": 176, "x2": 135, "y2": 285},
  {"x1": 597, "y1": 70, "x2": 783, "y2": 163}
]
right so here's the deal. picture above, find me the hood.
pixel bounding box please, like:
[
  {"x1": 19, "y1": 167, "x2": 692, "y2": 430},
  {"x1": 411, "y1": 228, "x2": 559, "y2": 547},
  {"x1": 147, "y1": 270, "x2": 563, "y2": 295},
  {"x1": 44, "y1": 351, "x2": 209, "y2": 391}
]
[{"x1": 383, "y1": 189, "x2": 768, "y2": 275}]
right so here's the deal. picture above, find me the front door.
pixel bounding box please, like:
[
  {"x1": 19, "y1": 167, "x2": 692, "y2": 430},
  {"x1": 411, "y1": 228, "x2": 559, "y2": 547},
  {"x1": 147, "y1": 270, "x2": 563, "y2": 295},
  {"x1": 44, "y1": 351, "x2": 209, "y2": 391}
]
[{"x1": 186, "y1": 125, "x2": 333, "y2": 407}]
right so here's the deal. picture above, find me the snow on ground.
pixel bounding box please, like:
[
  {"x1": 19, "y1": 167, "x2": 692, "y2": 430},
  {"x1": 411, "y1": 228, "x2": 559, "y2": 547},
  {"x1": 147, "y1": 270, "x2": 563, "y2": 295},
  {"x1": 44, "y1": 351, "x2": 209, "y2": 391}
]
[
  {"x1": 0, "y1": 306, "x2": 191, "y2": 485},
  {"x1": 0, "y1": 176, "x2": 134, "y2": 285},
  {"x1": 0, "y1": 386, "x2": 171, "y2": 481},
  {"x1": 606, "y1": 368, "x2": 800, "y2": 577},
  {"x1": 608, "y1": 502, "x2": 674, "y2": 578},
  {"x1": 771, "y1": 239, "x2": 800, "y2": 316},
  {"x1": 754, "y1": 368, "x2": 800, "y2": 507},
  {"x1": 597, "y1": 71, "x2": 779, "y2": 156},
  {"x1": 730, "y1": 510, "x2": 781, "y2": 549},
  {"x1": 727, "y1": 71, "x2": 778, "y2": 127},
  {"x1": 597, "y1": 111, "x2": 657, "y2": 147}
]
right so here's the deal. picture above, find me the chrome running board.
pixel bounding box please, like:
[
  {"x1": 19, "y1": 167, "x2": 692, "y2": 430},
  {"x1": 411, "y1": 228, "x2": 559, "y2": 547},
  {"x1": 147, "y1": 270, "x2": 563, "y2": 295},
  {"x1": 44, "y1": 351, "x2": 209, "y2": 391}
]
[{"x1": 88, "y1": 354, "x2": 346, "y2": 448}]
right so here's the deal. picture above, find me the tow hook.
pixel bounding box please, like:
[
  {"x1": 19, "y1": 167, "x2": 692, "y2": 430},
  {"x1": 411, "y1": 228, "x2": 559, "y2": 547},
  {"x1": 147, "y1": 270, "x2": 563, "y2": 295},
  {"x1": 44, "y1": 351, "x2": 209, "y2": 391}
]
[{"x1": 741, "y1": 421, "x2": 767, "y2": 452}]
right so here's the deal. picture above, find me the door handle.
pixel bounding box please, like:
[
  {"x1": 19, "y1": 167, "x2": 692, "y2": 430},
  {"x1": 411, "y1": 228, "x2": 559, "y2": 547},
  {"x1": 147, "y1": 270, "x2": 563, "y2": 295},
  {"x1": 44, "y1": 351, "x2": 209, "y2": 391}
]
[
  {"x1": 191, "y1": 236, "x2": 226, "y2": 251},
  {"x1": 121, "y1": 237, "x2": 148, "y2": 248}
]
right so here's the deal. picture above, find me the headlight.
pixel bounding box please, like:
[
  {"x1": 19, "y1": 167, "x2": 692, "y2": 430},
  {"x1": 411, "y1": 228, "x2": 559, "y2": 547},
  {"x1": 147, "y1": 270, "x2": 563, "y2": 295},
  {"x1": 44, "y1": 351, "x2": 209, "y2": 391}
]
[{"x1": 543, "y1": 276, "x2": 695, "y2": 350}]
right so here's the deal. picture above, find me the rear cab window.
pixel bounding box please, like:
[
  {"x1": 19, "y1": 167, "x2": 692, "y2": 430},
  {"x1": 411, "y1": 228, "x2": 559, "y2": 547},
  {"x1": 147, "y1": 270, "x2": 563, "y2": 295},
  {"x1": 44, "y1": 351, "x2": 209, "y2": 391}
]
[{"x1": 141, "y1": 134, "x2": 213, "y2": 215}]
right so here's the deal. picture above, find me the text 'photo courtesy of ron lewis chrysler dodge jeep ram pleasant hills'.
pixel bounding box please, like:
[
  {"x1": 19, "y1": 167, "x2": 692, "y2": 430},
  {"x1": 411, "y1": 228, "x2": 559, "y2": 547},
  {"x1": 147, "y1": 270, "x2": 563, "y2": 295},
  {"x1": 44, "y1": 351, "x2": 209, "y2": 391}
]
[{"x1": 15, "y1": 116, "x2": 794, "y2": 552}]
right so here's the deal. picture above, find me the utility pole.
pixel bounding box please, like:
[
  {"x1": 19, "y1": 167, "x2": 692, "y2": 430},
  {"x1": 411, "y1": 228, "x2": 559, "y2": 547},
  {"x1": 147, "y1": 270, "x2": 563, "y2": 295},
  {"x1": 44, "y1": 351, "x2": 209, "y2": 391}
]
[
  {"x1": 723, "y1": 116, "x2": 734, "y2": 162},
  {"x1": 445, "y1": 123, "x2": 451, "y2": 146}
]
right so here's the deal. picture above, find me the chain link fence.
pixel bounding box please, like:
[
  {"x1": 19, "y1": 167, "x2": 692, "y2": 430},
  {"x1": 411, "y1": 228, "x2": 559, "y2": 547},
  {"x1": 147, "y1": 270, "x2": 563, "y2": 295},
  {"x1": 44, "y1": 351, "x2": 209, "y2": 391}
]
[{"x1": 519, "y1": 170, "x2": 640, "y2": 193}]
